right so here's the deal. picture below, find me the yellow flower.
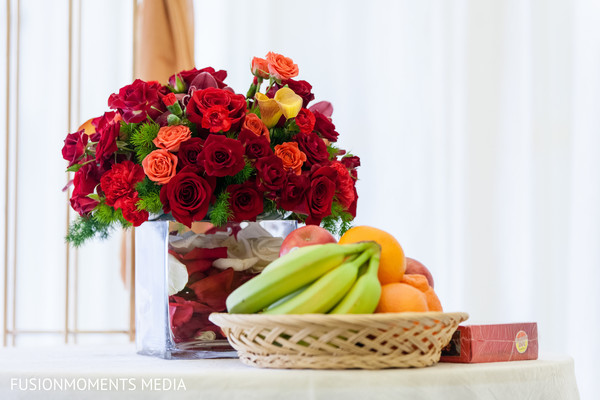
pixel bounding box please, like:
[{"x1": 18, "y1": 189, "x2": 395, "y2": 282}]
[{"x1": 255, "y1": 87, "x2": 303, "y2": 128}]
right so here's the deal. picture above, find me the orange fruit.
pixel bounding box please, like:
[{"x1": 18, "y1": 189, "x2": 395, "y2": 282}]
[
  {"x1": 339, "y1": 226, "x2": 405, "y2": 285},
  {"x1": 375, "y1": 283, "x2": 428, "y2": 313},
  {"x1": 424, "y1": 288, "x2": 443, "y2": 311},
  {"x1": 401, "y1": 273, "x2": 444, "y2": 312},
  {"x1": 400, "y1": 274, "x2": 430, "y2": 292}
]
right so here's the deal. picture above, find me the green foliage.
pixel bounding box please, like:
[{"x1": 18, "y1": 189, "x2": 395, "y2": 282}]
[
  {"x1": 65, "y1": 214, "x2": 113, "y2": 247},
  {"x1": 209, "y1": 191, "x2": 233, "y2": 226},
  {"x1": 270, "y1": 125, "x2": 296, "y2": 147},
  {"x1": 321, "y1": 202, "x2": 354, "y2": 237},
  {"x1": 120, "y1": 122, "x2": 140, "y2": 141},
  {"x1": 66, "y1": 202, "x2": 135, "y2": 246},
  {"x1": 135, "y1": 178, "x2": 163, "y2": 214},
  {"x1": 326, "y1": 143, "x2": 340, "y2": 160},
  {"x1": 224, "y1": 163, "x2": 255, "y2": 186},
  {"x1": 129, "y1": 122, "x2": 160, "y2": 162}
]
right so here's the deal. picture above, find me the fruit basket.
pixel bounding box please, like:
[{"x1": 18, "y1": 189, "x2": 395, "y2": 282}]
[{"x1": 208, "y1": 311, "x2": 469, "y2": 369}]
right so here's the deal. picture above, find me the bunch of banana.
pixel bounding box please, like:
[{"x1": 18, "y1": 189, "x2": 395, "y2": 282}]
[{"x1": 226, "y1": 241, "x2": 382, "y2": 315}]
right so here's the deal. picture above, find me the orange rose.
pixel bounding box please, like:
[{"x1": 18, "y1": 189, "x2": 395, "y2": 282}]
[
  {"x1": 152, "y1": 125, "x2": 192, "y2": 152},
  {"x1": 241, "y1": 113, "x2": 270, "y2": 142},
  {"x1": 251, "y1": 57, "x2": 270, "y2": 79},
  {"x1": 274, "y1": 142, "x2": 306, "y2": 175},
  {"x1": 265, "y1": 52, "x2": 299, "y2": 80},
  {"x1": 142, "y1": 149, "x2": 178, "y2": 184}
]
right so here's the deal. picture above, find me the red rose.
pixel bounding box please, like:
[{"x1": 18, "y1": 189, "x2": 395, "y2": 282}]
[
  {"x1": 62, "y1": 129, "x2": 88, "y2": 167},
  {"x1": 294, "y1": 131, "x2": 329, "y2": 167},
  {"x1": 283, "y1": 79, "x2": 314, "y2": 108},
  {"x1": 160, "y1": 169, "x2": 213, "y2": 227},
  {"x1": 277, "y1": 172, "x2": 310, "y2": 215},
  {"x1": 99, "y1": 160, "x2": 145, "y2": 207},
  {"x1": 93, "y1": 111, "x2": 122, "y2": 162},
  {"x1": 201, "y1": 106, "x2": 232, "y2": 133},
  {"x1": 186, "y1": 88, "x2": 246, "y2": 134},
  {"x1": 178, "y1": 138, "x2": 205, "y2": 169},
  {"x1": 313, "y1": 111, "x2": 339, "y2": 142},
  {"x1": 330, "y1": 161, "x2": 357, "y2": 212},
  {"x1": 198, "y1": 135, "x2": 245, "y2": 177},
  {"x1": 108, "y1": 79, "x2": 167, "y2": 123},
  {"x1": 70, "y1": 162, "x2": 101, "y2": 216},
  {"x1": 120, "y1": 194, "x2": 149, "y2": 227},
  {"x1": 227, "y1": 181, "x2": 264, "y2": 222},
  {"x1": 255, "y1": 155, "x2": 286, "y2": 194},
  {"x1": 294, "y1": 108, "x2": 316, "y2": 134},
  {"x1": 306, "y1": 165, "x2": 337, "y2": 225},
  {"x1": 239, "y1": 130, "x2": 272, "y2": 160}
]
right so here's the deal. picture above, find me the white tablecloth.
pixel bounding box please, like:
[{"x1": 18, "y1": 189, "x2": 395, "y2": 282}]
[{"x1": 0, "y1": 345, "x2": 579, "y2": 400}]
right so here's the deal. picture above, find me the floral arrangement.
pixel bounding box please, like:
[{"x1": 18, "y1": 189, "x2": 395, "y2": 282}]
[{"x1": 62, "y1": 53, "x2": 360, "y2": 245}]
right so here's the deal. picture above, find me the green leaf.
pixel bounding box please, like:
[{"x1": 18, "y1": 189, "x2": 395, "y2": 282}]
[
  {"x1": 86, "y1": 193, "x2": 100, "y2": 201},
  {"x1": 326, "y1": 143, "x2": 340, "y2": 160},
  {"x1": 66, "y1": 164, "x2": 82, "y2": 173}
]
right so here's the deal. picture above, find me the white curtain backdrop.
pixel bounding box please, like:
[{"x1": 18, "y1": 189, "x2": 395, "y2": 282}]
[
  {"x1": 193, "y1": 0, "x2": 599, "y2": 397},
  {"x1": 1, "y1": 0, "x2": 599, "y2": 398}
]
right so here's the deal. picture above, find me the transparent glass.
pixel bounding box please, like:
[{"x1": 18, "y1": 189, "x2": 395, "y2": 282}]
[{"x1": 135, "y1": 219, "x2": 297, "y2": 359}]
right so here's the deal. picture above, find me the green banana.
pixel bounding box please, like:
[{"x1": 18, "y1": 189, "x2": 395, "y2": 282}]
[
  {"x1": 226, "y1": 242, "x2": 371, "y2": 314},
  {"x1": 260, "y1": 242, "x2": 367, "y2": 274},
  {"x1": 330, "y1": 251, "x2": 382, "y2": 314},
  {"x1": 263, "y1": 249, "x2": 374, "y2": 315}
]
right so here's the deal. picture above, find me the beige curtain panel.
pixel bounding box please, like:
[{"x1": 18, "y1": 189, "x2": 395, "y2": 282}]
[{"x1": 134, "y1": 0, "x2": 195, "y2": 82}]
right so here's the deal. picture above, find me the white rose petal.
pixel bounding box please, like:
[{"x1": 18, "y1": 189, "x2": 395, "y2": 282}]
[
  {"x1": 213, "y1": 257, "x2": 259, "y2": 271},
  {"x1": 168, "y1": 254, "x2": 189, "y2": 296}
]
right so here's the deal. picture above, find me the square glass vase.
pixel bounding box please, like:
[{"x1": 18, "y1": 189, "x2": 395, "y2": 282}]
[{"x1": 135, "y1": 219, "x2": 297, "y2": 359}]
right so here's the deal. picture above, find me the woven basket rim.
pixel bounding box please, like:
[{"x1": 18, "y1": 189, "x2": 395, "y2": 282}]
[{"x1": 210, "y1": 311, "x2": 469, "y2": 324}]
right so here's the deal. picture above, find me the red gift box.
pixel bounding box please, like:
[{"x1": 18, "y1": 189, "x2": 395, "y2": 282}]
[{"x1": 440, "y1": 322, "x2": 538, "y2": 363}]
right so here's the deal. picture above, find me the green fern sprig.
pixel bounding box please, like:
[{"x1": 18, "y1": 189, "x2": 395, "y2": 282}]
[
  {"x1": 129, "y1": 122, "x2": 160, "y2": 162},
  {"x1": 209, "y1": 191, "x2": 233, "y2": 226},
  {"x1": 135, "y1": 178, "x2": 163, "y2": 213}
]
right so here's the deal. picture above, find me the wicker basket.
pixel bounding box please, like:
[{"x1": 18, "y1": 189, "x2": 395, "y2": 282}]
[{"x1": 208, "y1": 311, "x2": 469, "y2": 369}]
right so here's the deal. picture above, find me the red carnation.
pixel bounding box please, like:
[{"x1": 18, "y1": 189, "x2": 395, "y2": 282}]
[
  {"x1": 295, "y1": 108, "x2": 316, "y2": 134},
  {"x1": 163, "y1": 92, "x2": 178, "y2": 107},
  {"x1": 201, "y1": 106, "x2": 232, "y2": 133},
  {"x1": 99, "y1": 160, "x2": 145, "y2": 208},
  {"x1": 198, "y1": 135, "x2": 245, "y2": 177},
  {"x1": 160, "y1": 168, "x2": 213, "y2": 227},
  {"x1": 330, "y1": 161, "x2": 357, "y2": 213},
  {"x1": 227, "y1": 181, "x2": 264, "y2": 222},
  {"x1": 120, "y1": 194, "x2": 149, "y2": 227},
  {"x1": 108, "y1": 79, "x2": 167, "y2": 123}
]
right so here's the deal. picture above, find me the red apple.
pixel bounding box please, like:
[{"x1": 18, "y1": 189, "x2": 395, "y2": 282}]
[
  {"x1": 405, "y1": 257, "x2": 435, "y2": 288},
  {"x1": 279, "y1": 226, "x2": 337, "y2": 256}
]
